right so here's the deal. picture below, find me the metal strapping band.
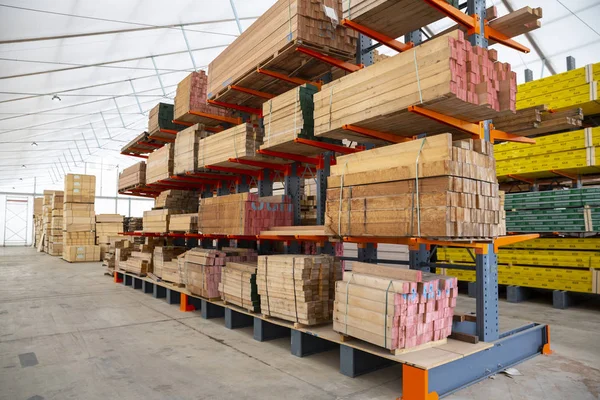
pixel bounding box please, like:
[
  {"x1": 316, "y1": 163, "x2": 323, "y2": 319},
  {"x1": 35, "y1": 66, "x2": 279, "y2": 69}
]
[
  {"x1": 413, "y1": 48, "x2": 423, "y2": 104},
  {"x1": 292, "y1": 257, "x2": 299, "y2": 323},
  {"x1": 410, "y1": 138, "x2": 427, "y2": 237},
  {"x1": 267, "y1": 100, "x2": 273, "y2": 145},
  {"x1": 337, "y1": 161, "x2": 349, "y2": 237},
  {"x1": 344, "y1": 274, "x2": 351, "y2": 335},
  {"x1": 328, "y1": 87, "x2": 334, "y2": 130},
  {"x1": 384, "y1": 280, "x2": 393, "y2": 348},
  {"x1": 264, "y1": 256, "x2": 271, "y2": 316}
]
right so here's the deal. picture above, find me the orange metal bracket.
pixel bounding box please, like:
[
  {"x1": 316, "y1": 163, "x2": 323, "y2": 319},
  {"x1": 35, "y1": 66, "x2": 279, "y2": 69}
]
[
  {"x1": 550, "y1": 169, "x2": 579, "y2": 181},
  {"x1": 207, "y1": 99, "x2": 263, "y2": 117},
  {"x1": 151, "y1": 137, "x2": 175, "y2": 143},
  {"x1": 172, "y1": 119, "x2": 194, "y2": 127},
  {"x1": 493, "y1": 234, "x2": 539, "y2": 253},
  {"x1": 159, "y1": 128, "x2": 179, "y2": 135},
  {"x1": 294, "y1": 138, "x2": 362, "y2": 154},
  {"x1": 507, "y1": 174, "x2": 536, "y2": 185},
  {"x1": 542, "y1": 325, "x2": 553, "y2": 355},
  {"x1": 343, "y1": 124, "x2": 414, "y2": 144},
  {"x1": 401, "y1": 364, "x2": 439, "y2": 400},
  {"x1": 296, "y1": 46, "x2": 363, "y2": 73},
  {"x1": 422, "y1": 0, "x2": 530, "y2": 53},
  {"x1": 180, "y1": 294, "x2": 196, "y2": 312},
  {"x1": 257, "y1": 68, "x2": 322, "y2": 90},
  {"x1": 341, "y1": 19, "x2": 414, "y2": 53},
  {"x1": 229, "y1": 85, "x2": 276, "y2": 99},
  {"x1": 120, "y1": 152, "x2": 148, "y2": 159},
  {"x1": 188, "y1": 110, "x2": 242, "y2": 125},
  {"x1": 407, "y1": 106, "x2": 535, "y2": 144}
]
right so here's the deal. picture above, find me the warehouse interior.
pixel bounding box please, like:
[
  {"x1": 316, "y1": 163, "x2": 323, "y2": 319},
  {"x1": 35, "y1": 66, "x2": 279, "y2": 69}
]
[{"x1": 1, "y1": 0, "x2": 600, "y2": 399}]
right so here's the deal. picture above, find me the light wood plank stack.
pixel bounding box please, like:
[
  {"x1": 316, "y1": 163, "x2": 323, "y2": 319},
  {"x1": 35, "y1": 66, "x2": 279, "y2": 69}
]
[
  {"x1": 493, "y1": 105, "x2": 583, "y2": 137},
  {"x1": 198, "y1": 123, "x2": 269, "y2": 170},
  {"x1": 207, "y1": 0, "x2": 356, "y2": 106},
  {"x1": 143, "y1": 209, "x2": 182, "y2": 233},
  {"x1": 199, "y1": 193, "x2": 293, "y2": 236},
  {"x1": 154, "y1": 190, "x2": 199, "y2": 212},
  {"x1": 333, "y1": 263, "x2": 458, "y2": 354},
  {"x1": 220, "y1": 261, "x2": 260, "y2": 313},
  {"x1": 153, "y1": 246, "x2": 187, "y2": 278},
  {"x1": 182, "y1": 249, "x2": 227, "y2": 299},
  {"x1": 120, "y1": 251, "x2": 152, "y2": 276},
  {"x1": 148, "y1": 103, "x2": 182, "y2": 140},
  {"x1": 260, "y1": 84, "x2": 321, "y2": 156},
  {"x1": 103, "y1": 239, "x2": 131, "y2": 275},
  {"x1": 313, "y1": 31, "x2": 516, "y2": 143},
  {"x1": 63, "y1": 245, "x2": 101, "y2": 262},
  {"x1": 119, "y1": 162, "x2": 146, "y2": 190},
  {"x1": 64, "y1": 174, "x2": 96, "y2": 204},
  {"x1": 169, "y1": 213, "x2": 199, "y2": 232},
  {"x1": 162, "y1": 259, "x2": 185, "y2": 285},
  {"x1": 174, "y1": 71, "x2": 232, "y2": 125},
  {"x1": 325, "y1": 134, "x2": 501, "y2": 238},
  {"x1": 146, "y1": 144, "x2": 173, "y2": 184},
  {"x1": 173, "y1": 123, "x2": 209, "y2": 175},
  {"x1": 48, "y1": 191, "x2": 64, "y2": 256},
  {"x1": 95, "y1": 214, "x2": 124, "y2": 259},
  {"x1": 257, "y1": 254, "x2": 339, "y2": 326}
]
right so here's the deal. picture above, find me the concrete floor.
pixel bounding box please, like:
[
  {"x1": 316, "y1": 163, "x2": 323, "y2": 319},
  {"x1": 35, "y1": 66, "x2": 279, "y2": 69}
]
[{"x1": 1, "y1": 247, "x2": 599, "y2": 400}]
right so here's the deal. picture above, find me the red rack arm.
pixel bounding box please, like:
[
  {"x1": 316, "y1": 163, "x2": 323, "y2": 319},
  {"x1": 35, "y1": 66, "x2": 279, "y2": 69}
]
[
  {"x1": 229, "y1": 85, "x2": 276, "y2": 99},
  {"x1": 295, "y1": 46, "x2": 363, "y2": 72},
  {"x1": 340, "y1": 19, "x2": 414, "y2": 53},
  {"x1": 343, "y1": 124, "x2": 414, "y2": 144},
  {"x1": 188, "y1": 110, "x2": 242, "y2": 125},
  {"x1": 228, "y1": 158, "x2": 287, "y2": 172},
  {"x1": 207, "y1": 99, "x2": 263, "y2": 117},
  {"x1": 257, "y1": 68, "x2": 322, "y2": 90},
  {"x1": 256, "y1": 149, "x2": 320, "y2": 165},
  {"x1": 293, "y1": 138, "x2": 362, "y2": 154}
]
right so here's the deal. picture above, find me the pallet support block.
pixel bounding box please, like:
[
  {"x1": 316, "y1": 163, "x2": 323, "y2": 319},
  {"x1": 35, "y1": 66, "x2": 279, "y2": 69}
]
[
  {"x1": 507, "y1": 285, "x2": 532, "y2": 303},
  {"x1": 142, "y1": 280, "x2": 154, "y2": 294},
  {"x1": 188, "y1": 296, "x2": 203, "y2": 311},
  {"x1": 225, "y1": 308, "x2": 254, "y2": 329},
  {"x1": 201, "y1": 299, "x2": 224, "y2": 319},
  {"x1": 123, "y1": 275, "x2": 132, "y2": 286},
  {"x1": 153, "y1": 284, "x2": 167, "y2": 299},
  {"x1": 253, "y1": 317, "x2": 290, "y2": 342},
  {"x1": 133, "y1": 277, "x2": 143, "y2": 289},
  {"x1": 166, "y1": 289, "x2": 181, "y2": 305},
  {"x1": 339, "y1": 344, "x2": 394, "y2": 378},
  {"x1": 290, "y1": 330, "x2": 337, "y2": 358},
  {"x1": 552, "y1": 290, "x2": 571, "y2": 309}
]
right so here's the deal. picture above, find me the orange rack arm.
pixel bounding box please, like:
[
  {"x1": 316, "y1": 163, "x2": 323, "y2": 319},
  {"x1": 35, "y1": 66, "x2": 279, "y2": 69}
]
[
  {"x1": 341, "y1": 19, "x2": 414, "y2": 53},
  {"x1": 188, "y1": 110, "x2": 242, "y2": 125},
  {"x1": 343, "y1": 124, "x2": 413, "y2": 144},
  {"x1": 296, "y1": 46, "x2": 363, "y2": 73},
  {"x1": 494, "y1": 234, "x2": 539, "y2": 253},
  {"x1": 294, "y1": 138, "x2": 362, "y2": 154},
  {"x1": 507, "y1": 174, "x2": 536, "y2": 185},
  {"x1": 257, "y1": 68, "x2": 322, "y2": 90},
  {"x1": 207, "y1": 99, "x2": 263, "y2": 117},
  {"x1": 229, "y1": 85, "x2": 275, "y2": 99}
]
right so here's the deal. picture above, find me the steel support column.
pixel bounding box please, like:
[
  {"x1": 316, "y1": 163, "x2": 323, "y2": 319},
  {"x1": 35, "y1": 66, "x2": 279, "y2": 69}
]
[
  {"x1": 524, "y1": 69, "x2": 533, "y2": 82},
  {"x1": 258, "y1": 170, "x2": 273, "y2": 197},
  {"x1": 466, "y1": 0, "x2": 488, "y2": 48},
  {"x1": 316, "y1": 153, "x2": 331, "y2": 226},
  {"x1": 475, "y1": 243, "x2": 499, "y2": 342}
]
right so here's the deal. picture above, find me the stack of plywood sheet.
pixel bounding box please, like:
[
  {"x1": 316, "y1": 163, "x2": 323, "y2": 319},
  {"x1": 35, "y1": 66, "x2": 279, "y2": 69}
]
[
  {"x1": 325, "y1": 134, "x2": 501, "y2": 238},
  {"x1": 313, "y1": 31, "x2": 517, "y2": 143},
  {"x1": 153, "y1": 246, "x2": 187, "y2": 278},
  {"x1": 199, "y1": 193, "x2": 293, "y2": 235},
  {"x1": 257, "y1": 254, "x2": 338, "y2": 326},
  {"x1": 95, "y1": 214, "x2": 124, "y2": 259},
  {"x1": 260, "y1": 84, "x2": 320, "y2": 155},
  {"x1": 174, "y1": 71, "x2": 232, "y2": 125},
  {"x1": 173, "y1": 123, "x2": 209, "y2": 175},
  {"x1": 220, "y1": 261, "x2": 260, "y2": 312},
  {"x1": 333, "y1": 263, "x2": 458, "y2": 353},
  {"x1": 48, "y1": 191, "x2": 64, "y2": 256},
  {"x1": 198, "y1": 123, "x2": 267, "y2": 170},
  {"x1": 118, "y1": 162, "x2": 146, "y2": 190},
  {"x1": 63, "y1": 174, "x2": 100, "y2": 262},
  {"x1": 148, "y1": 103, "x2": 182, "y2": 141},
  {"x1": 154, "y1": 189, "x2": 199, "y2": 212},
  {"x1": 143, "y1": 209, "x2": 181, "y2": 233},
  {"x1": 169, "y1": 213, "x2": 198, "y2": 232},
  {"x1": 146, "y1": 144, "x2": 173, "y2": 185},
  {"x1": 207, "y1": 0, "x2": 356, "y2": 107},
  {"x1": 120, "y1": 251, "x2": 152, "y2": 276}
]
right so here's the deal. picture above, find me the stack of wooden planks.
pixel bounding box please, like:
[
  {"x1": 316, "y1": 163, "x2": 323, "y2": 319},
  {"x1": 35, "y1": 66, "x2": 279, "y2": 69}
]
[
  {"x1": 153, "y1": 246, "x2": 187, "y2": 278},
  {"x1": 174, "y1": 71, "x2": 232, "y2": 125},
  {"x1": 199, "y1": 193, "x2": 293, "y2": 235},
  {"x1": 148, "y1": 103, "x2": 182, "y2": 141},
  {"x1": 154, "y1": 189, "x2": 199, "y2": 212},
  {"x1": 120, "y1": 251, "x2": 152, "y2": 276},
  {"x1": 495, "y1": 127, "x2": 600, "y2": 180},
  {"x1": 118, "y1": 162, "x2": 146, "y2": 190},
  {"x1": 313, "y1": 31, "x2": 516, "y2": 143},
  {"x1": 260, "y1": 84, "x2": 320, "y2": 155},
  {"x1": 173, "y1": 123, "x2": 209, "y2": 175},
  {"x1": 257, "y1": 254, "x2": 338, "y2": 326},
  {"x1": 198, "y1": 123, "x2": 268, "y2": 170},
  {"x1": 63, "y1": 245, "x2": 101, "y2": 263},
  {"x1": 220, "y1": 261, "x2": 260, "y2": 312},
  {"x1": 146, "y1": 144, "x2": 173, "y2": 184},
  {"x1": 516, "y1": 62, "x2": 600, "y2": 115},
  {"x1": 48, "y1": 191, "x2": 64, "y2": 256},
  {"x1": 103, "y1": 239, "x2": 131, "y2": 275},
  {"x1": 440, "y1": 238, "x2": 600, "y2": 294},
  {"x1": 121, "y1": 131, "x2": 160, "y2": 156},
  {"x1": 143, "y1": 209, "x2": 182, "y2": 232},
  {"x1": 207, "y1": 0, "x2": 356, "y2": 107},
  {"x1": 493, "y1": 105, "x2": 583, "y2": 137},
  {"x1": 95, "y1": 214, "x2": 124, "y2": 259},
  {"x1": 163, "y1": 258, "x2": 185, "y2": 285},
  {"x1": 333, "y1": 263, "x2": 458, "y2": 353},
  {"x1": 64, "y1": 173, "x2": 95, "y2": 204},
  {"x1": 169, "y1": 213, "x2": 199, "y2": 232},
  {"x1": 325, "y1": 134, "x2": 501, "y2": 238},
  {"x1": 300, "y1": 196, "x2": 317, "y2": 225},
  {"x1": 115, "y1": 246, "x2": 132, "y2": 272},
  {"x1": 182, "y1": 249, "x2": 226, "y2": 298}
]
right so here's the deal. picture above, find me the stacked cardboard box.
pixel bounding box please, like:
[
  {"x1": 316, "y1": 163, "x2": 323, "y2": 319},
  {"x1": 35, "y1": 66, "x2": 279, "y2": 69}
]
[
  {"x1": 63, "y1": 174, "x2": 100, "y2": 262},
  {"x1": 95, "y1": 214, "x2": 124, "y2": 259},
  {"x1": 146, "y1": 144, "x2": 173, "y2": 184},
  {"x1": 118, "y1": 162, "x2": 146, "y2": 190},
  {"x1": 155, "y1": 190, "x2": 198, "y2": 212},
  {"x1": 173, "y1": 123, "x2": 209, "y2": 175},
  {"x1": 198, "y1": 193, "x2": 293, "y2": 235},
  {"x1": 48, "y1": 191, "x2": 64, "y2": 256}
]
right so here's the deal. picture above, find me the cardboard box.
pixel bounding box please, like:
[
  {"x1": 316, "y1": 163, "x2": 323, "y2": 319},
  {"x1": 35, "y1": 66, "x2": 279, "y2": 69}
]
[
  {"x1": 63, "y1": 245, "x2": 101, "y2": 262},
  {"x1": 63, "y1": 232, "x2": 96, "y2": 246},
  {"x1": 34, "y1": 198, "x2": 43, "y2": 215},
  {"x1": 64, "y1": 174, "x2": 96, "y2": 203}
]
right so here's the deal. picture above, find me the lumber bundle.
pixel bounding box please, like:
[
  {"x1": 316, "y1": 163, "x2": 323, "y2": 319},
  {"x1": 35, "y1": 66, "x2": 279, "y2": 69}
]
[
  {"x1": 169, "y1": 213, "x2": 198, "y2": 232},
  {"x1": 313, "y1": 31, "x2": 516, "y2": 143},
  {"x1": 119, "y1": 162, "x2": 146, "y2": 190},
  {"x1": 333, "y1": 262, "x2": 457, "y2": 353},
  {"x1": 325, "y1": 134, "x2": 501, "y2": 238},
  {"x1": 219, "y1": 261, "x2": 260, "y2": 312},
  {"x1": 146, "y1": 143, "x2": 173, "y2": 185},
  {"x1": 504, "y1": 188, "x2": 600, "y2": 233},
  {"x1": 257, "y1": 254, "x2": 339, "y2": 326},
  {"x1": 63, "y1": 232, "x2": 95, "y2": 246},
  {"x1": 115, "y1": 247, "x2": 132, "y2": 272},
  {"x1": 63, "y1": 176, "x2": 98, "y2": 261},
  {"x1": 143, "y1": 209, "x2": 182, "y2": 233},
  {"x1": 103, "y1": 239, "x2": 131, "y2": 274},
  {"x1": 154, "y1": 190, "x2": 199, "y2": 212},
  {"x1": 173, "y1": 123, "x2": 209, "y2": 175},
  {"x1": 174, "y1": 71, "x2": 232, "y2": 125},
  {"x1": 121, "y1": 131, "x2": 161, "y2": 156},
  {"x1": 48, "y1": 192, "x2": 64, "y2": 256},
  {"x1": 95, "y1": 214, "x2": 124, "y2": 258},
  {"x1": 207, "y1": 0, "x2": 356, "y2": 107},
  {"x1": 495, "y1": 127, "x2": 600, "y2": 180},
  {"x1": 162, "y1": 259, "x2": 185, "y2": 285},
  {"x1": 120, "y1": 251, "x2": 152, "y2": 276},
  {"x1": 63, "y1": 245, "x2": 101, "y2": 262},
  {"x1": 440, "y1": 237, "x2": 600, "y2": 294},
  {"x1": 260, "y1": 84, "x2": 321, "y2": 156},
  {"x1": 153, "y1": 246, "x2": 187, "y2": 278},
  {"x1": 198, "y1": 123, "x2": 270, "y2": 170},
  {"x1": 64, "y1": 174, "x2": 95, "y2": 204},
  {"x1": 517, "y1": 62, "x2": 600, "y2": 115},
  {"x1": 493, "y1": 105, "x2": 583, "y2": 137},
  {"x1": 148, "y1": 103, "x2": 182, "y2": 140},
  {"x1": 63, "y1": 203, "x2": 95, "y2": 233},
  {"x1": 124, "y1": 217, "x2": 143, "y2": 232},
  {"x1": 300, "y1": 196, "x2": 317, "y2": 225},
  {"x1": 199, "y1": 193, "x2": 293, "y2": 236}
]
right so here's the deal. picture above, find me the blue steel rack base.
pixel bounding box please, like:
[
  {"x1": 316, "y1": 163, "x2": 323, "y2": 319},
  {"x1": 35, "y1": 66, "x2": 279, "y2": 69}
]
[{"x1": 113, "y1": 270, "x2": 551, "y2": 399}]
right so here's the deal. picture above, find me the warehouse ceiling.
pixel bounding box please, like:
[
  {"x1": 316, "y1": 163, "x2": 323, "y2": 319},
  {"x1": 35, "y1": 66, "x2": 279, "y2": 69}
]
[{"x1": 0, "y1": 0, "x2": 598, "y2": 192}]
